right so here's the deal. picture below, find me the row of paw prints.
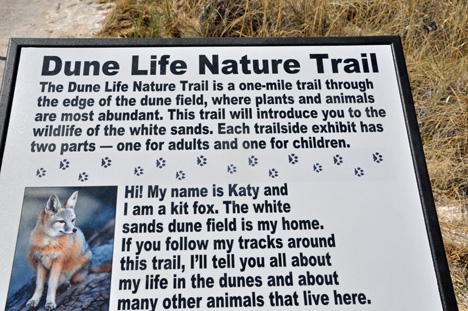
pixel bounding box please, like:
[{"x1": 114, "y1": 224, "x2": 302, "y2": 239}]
[{"x1": 36, "y1": 152, "x2": 384, "y2": 182}]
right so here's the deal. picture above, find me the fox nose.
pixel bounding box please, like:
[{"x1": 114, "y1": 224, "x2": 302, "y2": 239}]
[{"x1": 73, "y1": 228, "x2": 77, "y2": 233}]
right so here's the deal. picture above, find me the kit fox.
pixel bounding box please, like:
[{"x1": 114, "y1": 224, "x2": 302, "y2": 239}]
[{"x1": 26, "y1": 191, "x2": 92, "y2": 310}]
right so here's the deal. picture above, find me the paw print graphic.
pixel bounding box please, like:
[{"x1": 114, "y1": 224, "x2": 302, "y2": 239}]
[
  {"x1": 134, "y1": 166, "x2": 144, "y2": 176},
  {"x1": 227, "y1": 164, "x2": 237, "y2": 174},
  {"x1": 333, "y1": 154, "x2": 343, "y2": 165},
  {"x1": 269, "y1": 168, "x2": 279, "y2": 178},
  {"x1": 288, "y1": 154, "x2": 299, "y2": 164},
  {"x1": 197, "y1": 155, "x2": 208, "y2": 166},
  {"x1": 78, "y1": 172, "x2": 88, "y2": 182},
  {"x1": 248, "y1": 156, "x2": 258, "y2": 167},
  {"x1": 373, "y1": 152, "x2": 383, "y2": 163},
  {"x1": 36, "y1": 168, "x2": 46, "y2": 178},
  {"x1": 313, "y1": 163, "x2": 323, "y2": 173},
  {"x1": 156, "y1": 157, "x2": 166, "y2": 169},
  {"x1": 176, "y1": 170, "x2": 186, "y2": 180},
  {"x1": 59, "y1": 159, "x2": 70, "y2": 170},
  {"x1": 354, "y1": 167, "x2": 365, "y2": 177},
  {"x1": 101, "y1": 157, "x2": 112, "y2": 168}
]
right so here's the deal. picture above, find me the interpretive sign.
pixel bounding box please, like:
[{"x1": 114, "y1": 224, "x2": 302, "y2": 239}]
[{"x1": 0, "y1": 37, "x2": 458, "y2": 311}]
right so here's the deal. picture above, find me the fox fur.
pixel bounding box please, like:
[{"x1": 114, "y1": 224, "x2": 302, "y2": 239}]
[{"x1": 26, "y1": 191, "x2": 92, "y2": 310}]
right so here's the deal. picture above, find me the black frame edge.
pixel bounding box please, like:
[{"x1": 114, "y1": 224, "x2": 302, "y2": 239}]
[
  {"x1": 0, "y1": 39, "x2": 21, "y2": 169},
  {"x1": 391, "y1": 37, "x2": 459, "y2": 311},
  {"x1": 7, "y1": 35, "x2": 399, "y2": 48}
]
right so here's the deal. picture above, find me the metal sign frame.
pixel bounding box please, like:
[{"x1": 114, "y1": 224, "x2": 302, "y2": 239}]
[{"x1": 0, "y1": 36, "x2": 458, "y2": 311}]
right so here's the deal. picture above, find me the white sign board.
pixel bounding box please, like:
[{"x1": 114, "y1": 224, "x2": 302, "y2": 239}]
[{"x1": 0, "y1": 37, "x2": 457, "y2": 311}]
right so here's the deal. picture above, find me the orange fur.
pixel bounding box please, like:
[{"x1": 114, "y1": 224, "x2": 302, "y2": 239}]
[{"x1": 27, "y1": 231, "x2": 91, "y2": 272}]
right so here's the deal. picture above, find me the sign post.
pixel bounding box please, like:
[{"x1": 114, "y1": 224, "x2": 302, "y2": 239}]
[{"x1": 0, "y1": 37, "x2": 458, "y2": 311}]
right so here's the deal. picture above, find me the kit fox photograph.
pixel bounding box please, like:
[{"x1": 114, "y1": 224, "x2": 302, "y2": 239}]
[{"x1": 5, "y1": 186, "x2": 117, "y2": 310}]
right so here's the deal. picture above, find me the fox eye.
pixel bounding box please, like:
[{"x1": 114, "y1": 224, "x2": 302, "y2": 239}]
[
  {"x1": 72, "y1": 219, "x2": 76, "y2": 223},
  {"x1": 58, "y1": 220, "x2": 65, "y2": 224}
]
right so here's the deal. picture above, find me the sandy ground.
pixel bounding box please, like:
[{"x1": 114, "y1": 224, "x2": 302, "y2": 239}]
[{"x1": 0, "y1": 0, "x2": 115, "y2": 87}]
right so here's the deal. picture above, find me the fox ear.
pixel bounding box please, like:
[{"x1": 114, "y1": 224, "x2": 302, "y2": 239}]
[
  {"x1": 45, "y1": 194, "x2": 61, "y2": 215},
  {"x1": 64, "y1": 191, "x2": 79, "y2": 209}
]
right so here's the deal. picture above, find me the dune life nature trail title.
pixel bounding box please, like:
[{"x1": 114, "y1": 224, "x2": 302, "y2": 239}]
[
  {"x1": 40, "y1": 53, "x2": 380, "y2": 76},
  {"x1": 0, "y1": 38, "x2": 457, "y2": 311}
]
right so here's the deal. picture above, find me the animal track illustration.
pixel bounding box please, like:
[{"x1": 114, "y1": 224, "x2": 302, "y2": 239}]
[
  {"x1": 36, "y1": 168, "x2": 46, "y2": 178},
  {"x1": 248, "y1": 156, "x2": 258, "y2": 167},
  {"x1": 269, "y1": 168, "x2": 279, "y2": 178},
  {"x1": 59, "y1": 159, "x2": 70, "y2": 170},
  {"x1": 373, "y1": 152, "x2": 383, "y2": 163},
  {"x1": 333, "y1": 154, "x2": 343, "y2": 165},
  {"x1": 354, "y1": 167, "x2": 365, "y2": 177},
  {"x1": 176, "y1": 170, "x2": 186, "y2": 180},
  {"x1": 313, "y1": 163, "x2": 323, "y2": 173},
  {"x1": 197, "y1": 155, "x2": 207, "y2": 166},
  {"x1": 156, "y1": 157, "x2": 166, "y2": 169},
  {"x1": 101, "y1": 157, "x2": 112, "y2": 168},
  {"x1": 78, "y1": 172, "x2": 88, "y2": 182},
  {"x1": 134, "y1": 166, "x2": 144, "y2": 176},
  {"x1": 288, "y1": 154, "x2": 299, "y2": 164},
  {"x1": 227, "y1": 164, "x2": 237, "y2": 174}
]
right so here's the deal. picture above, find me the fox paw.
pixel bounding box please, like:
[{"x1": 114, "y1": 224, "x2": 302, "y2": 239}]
[
  {"x1": 26, "y1": 298, "x2": 39, "y2": 308},
  {"x1": 57, "y1": 281, "x2": 71, "y2": 293},
  {"x1": 45, "y1": 301, "x2": 57, "y2": 310}
]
